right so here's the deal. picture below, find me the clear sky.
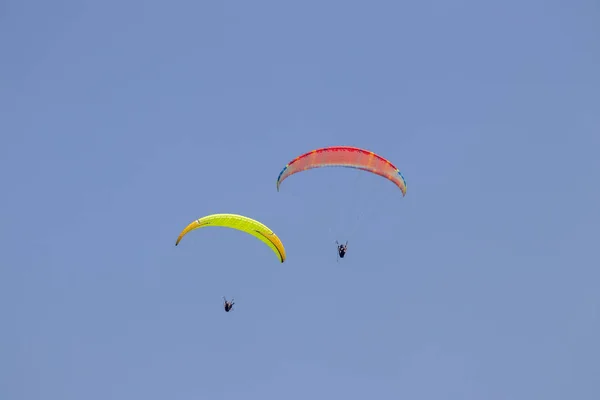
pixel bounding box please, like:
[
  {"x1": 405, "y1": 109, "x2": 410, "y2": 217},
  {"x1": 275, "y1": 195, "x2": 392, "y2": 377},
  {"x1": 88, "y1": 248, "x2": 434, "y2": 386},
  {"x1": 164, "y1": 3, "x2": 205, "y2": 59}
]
[{"x1": 1, "y1": 1, "x2": 599, "y2": 399}]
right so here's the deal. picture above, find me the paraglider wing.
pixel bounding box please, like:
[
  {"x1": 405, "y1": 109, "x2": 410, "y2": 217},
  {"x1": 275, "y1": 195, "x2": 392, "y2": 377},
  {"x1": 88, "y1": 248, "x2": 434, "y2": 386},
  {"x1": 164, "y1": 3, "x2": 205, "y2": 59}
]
[
  {"x1": 276, "y1": 146, "x2": 407, "y2": 195},
  {"x1": 175, "y1": 213, "x2": 286, "y2": 263}
]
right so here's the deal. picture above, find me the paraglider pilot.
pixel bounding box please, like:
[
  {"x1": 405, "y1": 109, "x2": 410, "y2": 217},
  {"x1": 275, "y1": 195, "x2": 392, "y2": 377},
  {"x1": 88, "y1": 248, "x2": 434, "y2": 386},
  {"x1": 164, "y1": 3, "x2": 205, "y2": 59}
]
[
  {"x1": 223, "y1": 297, "x2": 235, "y2": 312},
  {"x1": 336, "y1": 241, "x2": 348, "y2": 258}
]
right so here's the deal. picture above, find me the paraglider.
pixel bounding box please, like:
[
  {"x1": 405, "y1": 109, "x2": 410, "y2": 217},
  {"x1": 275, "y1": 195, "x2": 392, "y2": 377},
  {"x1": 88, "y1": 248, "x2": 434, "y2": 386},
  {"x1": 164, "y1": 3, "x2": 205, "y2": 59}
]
[
  {"x1": 176, "y1": 213, "x2": 287, "y2": 312},
  {"x1": 175, "y1": 213, "x2": 287, "y2": 263},
  {"x1": 223, "y1": 297, "x2": 235, "y2": 312},
  {"x1": 276, "y1": 146, "x2": 406, "y2": 261}
]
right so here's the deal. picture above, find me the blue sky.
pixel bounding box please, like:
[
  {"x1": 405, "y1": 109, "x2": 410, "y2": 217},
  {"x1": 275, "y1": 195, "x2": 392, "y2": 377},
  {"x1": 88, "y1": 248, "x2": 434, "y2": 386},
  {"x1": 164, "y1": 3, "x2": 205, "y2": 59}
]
[{"x1": 1, "y1": 0, "x2": 599, "y2": 399}]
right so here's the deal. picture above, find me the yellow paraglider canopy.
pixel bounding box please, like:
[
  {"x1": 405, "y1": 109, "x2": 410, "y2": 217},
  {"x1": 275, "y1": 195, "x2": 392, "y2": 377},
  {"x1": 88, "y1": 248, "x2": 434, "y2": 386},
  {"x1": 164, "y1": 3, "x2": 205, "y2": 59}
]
[{"x1": 175, "y1": 213, "x2": 286, "y2": 263}]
